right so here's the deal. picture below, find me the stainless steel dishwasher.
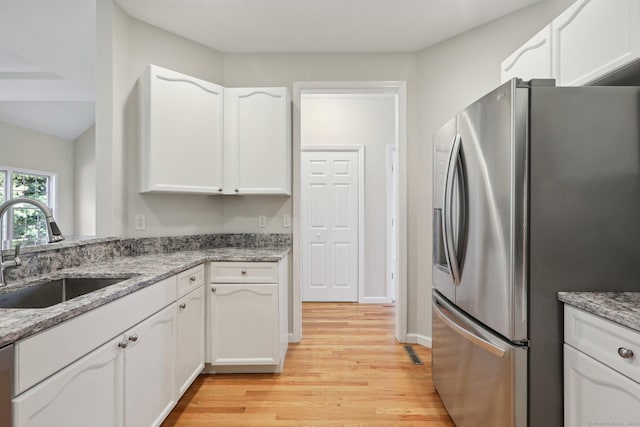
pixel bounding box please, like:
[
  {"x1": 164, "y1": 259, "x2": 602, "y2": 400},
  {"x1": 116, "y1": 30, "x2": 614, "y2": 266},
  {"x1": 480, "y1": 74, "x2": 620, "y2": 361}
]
[{"x1": 0, "y1": 344, "x2": 12, "y2": 427}]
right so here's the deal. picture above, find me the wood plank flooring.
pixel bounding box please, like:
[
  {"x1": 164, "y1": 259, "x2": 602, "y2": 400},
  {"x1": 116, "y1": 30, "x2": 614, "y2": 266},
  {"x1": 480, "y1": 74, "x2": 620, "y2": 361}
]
[{"x1": 162, "y1": 302, "x2": 454, "y2": 426}]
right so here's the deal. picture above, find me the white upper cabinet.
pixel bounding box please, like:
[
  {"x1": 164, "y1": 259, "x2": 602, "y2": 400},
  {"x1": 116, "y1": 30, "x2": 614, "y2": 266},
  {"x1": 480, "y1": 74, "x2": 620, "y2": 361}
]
[
  {"x1": 223, "y1": 87, "x2": 291, "y2": 195},
  {"x1": 552, "y1": 0, "x2": 640, "y2": 86},
  {"x1": 501, "y1": 0, "x2": 640, "y2": 86},
  {"x1": 138, "y1": 65, "x2": 291, "y2": 195},
  {"x1": 139, "y1": 65, "x2": 224, "y2": 194},
  {"x1": 501, "y1": 25, "x2": 553, "y2": 83}
]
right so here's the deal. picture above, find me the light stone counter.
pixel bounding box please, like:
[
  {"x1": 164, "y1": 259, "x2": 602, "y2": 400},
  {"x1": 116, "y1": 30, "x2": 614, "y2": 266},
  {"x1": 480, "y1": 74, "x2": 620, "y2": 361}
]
[
  {"x1": 0, "y1": 239, "x2": 289, "y2": 348},
  {"x1": 558, "y1": 292, "x2": 640, "y2": 333}
]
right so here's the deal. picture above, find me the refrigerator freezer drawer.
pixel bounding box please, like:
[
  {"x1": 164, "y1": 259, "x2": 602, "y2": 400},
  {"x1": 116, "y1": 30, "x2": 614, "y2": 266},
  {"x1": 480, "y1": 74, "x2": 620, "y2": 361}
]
[{"x1": 432, "y1": 291, "x2": 527, "y2": 427}]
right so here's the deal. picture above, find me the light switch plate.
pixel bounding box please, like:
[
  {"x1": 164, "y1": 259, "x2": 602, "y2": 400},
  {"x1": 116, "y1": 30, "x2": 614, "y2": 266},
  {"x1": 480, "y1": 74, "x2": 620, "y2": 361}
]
[
  {"x1": 135, "y1": 214, "x2": 146, "y2": 230},
  {"x1": 258, "y1": 215, "x2": 267, "y2": 228}
]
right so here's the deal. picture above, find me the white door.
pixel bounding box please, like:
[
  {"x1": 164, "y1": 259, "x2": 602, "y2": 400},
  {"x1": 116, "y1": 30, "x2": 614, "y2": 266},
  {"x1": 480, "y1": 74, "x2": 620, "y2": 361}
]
[
  {"x1": 13, "y1": 336, "x2": 124, "y2": 427},
  {"x1": 301, "y1": 149, "x2": 360, "y2": 302},
  {"x1": 123, "y1": 304, "x2": 177, "y2": 427}
]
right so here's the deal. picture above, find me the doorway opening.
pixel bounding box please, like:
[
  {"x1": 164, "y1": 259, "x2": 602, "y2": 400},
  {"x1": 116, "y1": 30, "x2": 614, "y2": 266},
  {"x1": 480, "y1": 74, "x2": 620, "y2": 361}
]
[{"x1": 292, "y1": 82, "x2": 407, "y2": 343}]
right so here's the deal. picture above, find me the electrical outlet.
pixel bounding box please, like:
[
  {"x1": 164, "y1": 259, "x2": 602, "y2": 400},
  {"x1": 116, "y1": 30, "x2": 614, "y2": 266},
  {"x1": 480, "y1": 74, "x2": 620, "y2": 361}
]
[
  {"x1": 258, "y1": 215, "x2": 267, "y2": 228},
  {"x1": 282, "y1": 214, "x2": 291, "y2": 228},
  {"x1": 135, "y1": 214, "x2": 146, "y2": 231}
]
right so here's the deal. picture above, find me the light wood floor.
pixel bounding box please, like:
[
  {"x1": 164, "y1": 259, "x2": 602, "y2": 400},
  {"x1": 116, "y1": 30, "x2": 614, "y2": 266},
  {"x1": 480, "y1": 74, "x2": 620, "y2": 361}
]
[{"x1": 162, "y1": 303, "x2": 455, "y2": 426}]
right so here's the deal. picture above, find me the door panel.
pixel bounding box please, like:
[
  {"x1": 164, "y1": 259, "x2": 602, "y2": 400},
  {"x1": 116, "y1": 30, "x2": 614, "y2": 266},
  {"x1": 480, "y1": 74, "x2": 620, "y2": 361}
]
[
  {"x1": 432, "y1": 292, "x2": 527, "y2": 427},
  {"x1": 302, "y1": 150, "x2": 359, "y2": 302}
]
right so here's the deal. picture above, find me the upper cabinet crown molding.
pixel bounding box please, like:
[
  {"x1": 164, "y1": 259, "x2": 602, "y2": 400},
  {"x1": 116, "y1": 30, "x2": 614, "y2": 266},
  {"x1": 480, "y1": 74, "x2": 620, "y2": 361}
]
[
  {"x1": 138, "y1": 65, "x2": 292, "y2": 196},
  {"x1": 501, "y1": 0, "x2": 640, "y2": 86}
]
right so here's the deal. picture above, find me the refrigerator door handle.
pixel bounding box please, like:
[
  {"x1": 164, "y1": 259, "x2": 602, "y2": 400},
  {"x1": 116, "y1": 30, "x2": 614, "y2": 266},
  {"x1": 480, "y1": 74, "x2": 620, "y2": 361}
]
[
  {"x1": 433, "y1": 295, "x2": 506, "y2": 358},
  {"x1": 443, "y1": 133, "x2": 462, "y2": 285}
]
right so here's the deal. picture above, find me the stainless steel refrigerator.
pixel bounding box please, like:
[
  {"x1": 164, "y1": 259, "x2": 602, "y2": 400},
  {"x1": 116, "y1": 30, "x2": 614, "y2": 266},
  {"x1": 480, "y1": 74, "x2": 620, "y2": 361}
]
[{"x1": 431, "y1": 79, "x2": 640, "y2": 427}]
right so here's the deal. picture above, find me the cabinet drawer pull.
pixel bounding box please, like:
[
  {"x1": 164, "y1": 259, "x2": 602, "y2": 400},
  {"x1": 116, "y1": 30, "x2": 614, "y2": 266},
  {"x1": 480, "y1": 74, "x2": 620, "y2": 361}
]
[
  {"x1": 179, "y1": 303, "x2": 186, "y2": 309},
  {"x1": 189, "y1": 276, "x2": 197, "y2": 282},
  {"x1": 118, "y1": 341, "x2": 128, "y2": 349},
  {"x1": 235, "y1": 188, "x2": 239, "y2": 193},
  {"x1": 618, "y1": 347, "x2": 634, "y2": 359},
  {"x1": 241, "y1": 269, "x2": 247, "y2": 275},
  {"x1": 218, "y1": 188, "x2": 223, "y2": 192},
  {"x1": 128, "y1": 334, "x2": 139, "y2": 342},
  {"x1": 211, "y1": 287, "x2": 216, "y2": 293}
]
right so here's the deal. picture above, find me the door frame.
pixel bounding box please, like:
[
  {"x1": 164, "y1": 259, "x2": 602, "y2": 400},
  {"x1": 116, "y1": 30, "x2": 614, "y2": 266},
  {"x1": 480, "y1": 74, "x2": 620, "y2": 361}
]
[
  {"x1": 292, "y1": 81, "x2": 408, "y2": 343},
  {"x1": 386, "y1": 144, "x2": 398, "y2": 302},
  {"x1": 301, "y1": 145, "x2": 365, "y2": 303}
]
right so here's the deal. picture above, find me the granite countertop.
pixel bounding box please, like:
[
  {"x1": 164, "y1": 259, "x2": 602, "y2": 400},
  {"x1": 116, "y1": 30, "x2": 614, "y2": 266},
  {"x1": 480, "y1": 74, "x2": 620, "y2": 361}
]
[
  {"x1": 558, "y1": 292, "x2": 640, "y2": 333},
  {"x1": 0, "y1": 247, "x2": 289, "y2": 347}
]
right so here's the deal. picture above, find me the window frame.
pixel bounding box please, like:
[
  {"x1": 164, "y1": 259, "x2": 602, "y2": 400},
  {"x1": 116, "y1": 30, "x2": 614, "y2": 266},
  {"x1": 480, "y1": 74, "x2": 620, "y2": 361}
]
[{"x1": 0, "y1": 166, "x2": 58, "y2": 249}]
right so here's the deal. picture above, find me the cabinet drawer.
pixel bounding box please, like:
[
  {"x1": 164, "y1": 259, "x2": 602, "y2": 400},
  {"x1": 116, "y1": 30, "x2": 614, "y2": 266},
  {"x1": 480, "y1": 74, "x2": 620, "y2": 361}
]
[
  {"x1": 178, "y1": 264, "x2": 205, "y2": 297},
  {"x1": 564, "y1": 305, "x2": 640, "y2": 383},
  {"x1": 210, "y1": 262, "x2": 278, "y2": 283}
]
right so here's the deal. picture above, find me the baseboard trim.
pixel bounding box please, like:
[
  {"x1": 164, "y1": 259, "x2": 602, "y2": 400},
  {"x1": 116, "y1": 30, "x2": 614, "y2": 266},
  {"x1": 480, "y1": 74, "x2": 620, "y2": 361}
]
[
  {"x1": 359, "y1": 296, "x2": 392, "y2": 304},
  {"x1": 406, "y1": 333, "x2": 432, "y2": 348}
]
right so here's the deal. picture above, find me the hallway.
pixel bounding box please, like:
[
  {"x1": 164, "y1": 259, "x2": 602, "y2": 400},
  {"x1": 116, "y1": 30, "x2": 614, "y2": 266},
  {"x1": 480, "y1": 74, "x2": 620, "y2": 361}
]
[{"x1": 163, "y1": 303, "x2": 454, "y2": 426}]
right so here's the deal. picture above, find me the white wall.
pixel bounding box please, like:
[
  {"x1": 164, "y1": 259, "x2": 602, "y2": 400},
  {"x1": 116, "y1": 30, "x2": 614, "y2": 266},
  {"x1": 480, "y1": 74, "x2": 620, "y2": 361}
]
[
  {"x1": 0, "y1": 120, "x2": 74, "y2": 235},
  {"x1": 301, "y1": 93, "x2": 397, "y2": 300},
  {"x1": 96, "y1": 0, "x2": 578, "y2": 341},
  {"x1": 74, "y1": 124, "x2": 96, "y2": 236},
  {"x1": 415, "y1": 0, "x2": 576, "y2": 341}
]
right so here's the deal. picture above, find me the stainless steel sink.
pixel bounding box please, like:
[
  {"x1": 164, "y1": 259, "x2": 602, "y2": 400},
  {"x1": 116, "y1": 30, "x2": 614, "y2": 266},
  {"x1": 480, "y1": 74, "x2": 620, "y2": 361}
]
[{"x1": 0, "y1": 276, "x2": 135, "y2": 309}]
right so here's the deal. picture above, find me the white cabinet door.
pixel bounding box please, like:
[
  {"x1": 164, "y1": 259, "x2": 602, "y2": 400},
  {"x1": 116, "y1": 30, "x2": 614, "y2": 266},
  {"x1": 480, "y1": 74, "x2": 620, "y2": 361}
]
[
  {"x1": 139, "y1": 64, "x2": 224, "y2": 194},
  {"x1": 209, "y1": 283, "x2": 279, "y2": 365},
  {"x1": 501, "y1": 25, "x2": 553, "y2": 83},
  {"x1": 223, "y1": 87, "x2": 291, "y2": 195},
  {"x1": 564, "y1": 344, "x2": 640, "y2": 427},
  {"x1": 13, "y1": 336, "x2": 124, "y2": 427},
  {"x1": 177, "y1": 286, "x2": 205, "y2": 396},
  {"x1": 123, "y1": 304, "x2": 177, "y2": 427},
  {"x1": 552, "y1": 0, "x2": 640, "y2": 86}
]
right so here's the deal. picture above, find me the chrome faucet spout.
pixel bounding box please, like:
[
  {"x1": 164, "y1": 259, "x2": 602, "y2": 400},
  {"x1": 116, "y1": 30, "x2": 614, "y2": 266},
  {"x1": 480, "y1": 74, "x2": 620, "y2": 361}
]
[{"x1": 0, "y1": 197, "x2": 65, "y2": 285}]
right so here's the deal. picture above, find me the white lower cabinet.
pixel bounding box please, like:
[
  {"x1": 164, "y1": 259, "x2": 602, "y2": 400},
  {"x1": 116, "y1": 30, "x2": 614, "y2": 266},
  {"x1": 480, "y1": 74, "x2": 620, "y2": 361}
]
[
  {"x1": 123, "y1": 304, "x2": 177, "y2": 427},
  {"x1": 564, "y1": 344, "x2": 640, "y2": 426},
  {"x1": 210, "y1": 283, "x2": 279, "y2": 365},
  {"x1": 176, "y1": 286, "x2": 205, "y2": 395},
  {"x1": 12, "y1": 263, "x2": 207, "y2": 427},
  {"x1": 564, "y1": 305, "x2": 640, "y2": 426},
  {"x1": 12, "y1": 336, "x2": 124, "y2": 427},
  {"x1": 207, "y1": 257, "x2": 288, "y2": 372}
]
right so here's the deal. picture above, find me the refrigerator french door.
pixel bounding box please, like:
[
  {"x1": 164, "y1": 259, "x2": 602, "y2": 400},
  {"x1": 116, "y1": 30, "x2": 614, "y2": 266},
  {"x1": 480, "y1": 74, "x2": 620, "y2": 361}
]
[{"x1": 432, "y1": 79, "x2": 529, "y2": 427}]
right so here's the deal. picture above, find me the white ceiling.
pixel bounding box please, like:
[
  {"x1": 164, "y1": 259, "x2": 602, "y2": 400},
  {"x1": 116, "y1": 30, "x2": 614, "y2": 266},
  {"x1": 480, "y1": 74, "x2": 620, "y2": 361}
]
[
  {"x1": 0, "y1": 0, "x2": 538, "y2": 141},
  {"x1": 116, "y1": 0, "x2": 539, "y2": 53},
  {"x1": 0, "y1": 0, "x2": 95, "y2": 140}
]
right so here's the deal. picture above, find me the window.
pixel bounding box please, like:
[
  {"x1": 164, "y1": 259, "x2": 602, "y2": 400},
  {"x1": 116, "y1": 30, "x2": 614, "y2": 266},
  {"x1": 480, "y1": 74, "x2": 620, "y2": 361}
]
[{"x1": 0, "y1": 167, "x2": 57, "y2": 250}]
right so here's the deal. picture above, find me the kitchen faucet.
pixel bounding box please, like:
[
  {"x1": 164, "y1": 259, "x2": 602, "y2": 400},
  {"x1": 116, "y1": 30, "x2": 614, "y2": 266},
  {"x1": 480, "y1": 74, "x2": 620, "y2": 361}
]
[{"x1": 0, "y1": 198, "x2": 65, "y2": 285}]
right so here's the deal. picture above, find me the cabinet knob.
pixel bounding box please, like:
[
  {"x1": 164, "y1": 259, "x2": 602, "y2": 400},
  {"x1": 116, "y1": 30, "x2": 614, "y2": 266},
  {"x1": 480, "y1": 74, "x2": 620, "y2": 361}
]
[
  {"x1": 241, "y1": 269, "x2": 247, "y2": 275},
  {"x1": 128, "y1": 334, "x2": 139, "y2": 342},
  {"x1": 179, "y1": 303, "x2": 186, "y2": 309},
  {"x1": 218, "y1": 188, "x2": 223, "y2": 192},
  {"x1": 211, "y1": 287, "x2": 217, "y2": 293},
  {"x1": 234, "y1": 188, "x2": 239, "y2": 193},
  {"x1": 118, "y1": 341, "x2": 128, "y2": 349},
  {"x1": 189, "y1": 276, "x2": 197, "y2": 282},
  {"x1": 618, "y1": 347, "x2": 634, "y2": 359}
]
